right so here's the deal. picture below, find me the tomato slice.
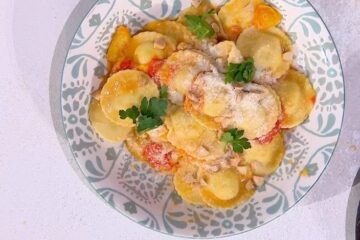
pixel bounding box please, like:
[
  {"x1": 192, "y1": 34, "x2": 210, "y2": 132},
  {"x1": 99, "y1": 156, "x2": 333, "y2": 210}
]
[
  {"x1": 111, "y1": 59, "x2": 135, "y2": 74},
  {"x1": 148, "y1": 58, "x2": 165, "y2": 80},
  {"x1": 143, "y1": 142, "x2": 173, "y2": 171}
]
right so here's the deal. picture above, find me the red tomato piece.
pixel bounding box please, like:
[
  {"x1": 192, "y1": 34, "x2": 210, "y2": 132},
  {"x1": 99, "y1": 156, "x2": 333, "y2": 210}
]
[
  {"x1": 111, "y1": 59, "x2": 135, "y2": 74},
  {"x1": 256, "y1": 107, "x2": 285, "y2": 144},
  {"x1": 143, "y1": 142, "x2": 173, "y2": 171},
  {"x1": 148, "y1": 58, "x2": 165, "y2": 79}
]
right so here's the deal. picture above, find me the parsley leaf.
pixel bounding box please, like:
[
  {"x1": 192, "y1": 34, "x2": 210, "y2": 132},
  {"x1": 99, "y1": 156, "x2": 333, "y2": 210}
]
[
  {"x1": 159, "y1": 85, "x2": 168, "y2": 99},
  {"x1": 141, "y1": 97, "x2": 168, "y2": 118},
  {"x1": 119, "y1": 94, "x2": 168, "y2": 134},
  {"x1": 220, "y1": 128, "x2": 251, "y2": 153},
  {"x1": 185, "y1": 9, "x2": 216, "y2": 40},
  {"x1": 225, "y1": 58, "x2": 256, "y2": 84},
  {"x1": 137, "y1": 115, "x2": 163, "y2": 133},
  {"x1": 119, "y1": 106, "x2": 139, "y2": 123}
]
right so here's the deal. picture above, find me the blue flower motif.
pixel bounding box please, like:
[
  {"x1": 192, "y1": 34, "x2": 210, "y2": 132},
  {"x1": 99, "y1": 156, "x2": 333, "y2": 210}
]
[
  {"x1": 303, "y1": 163, "x2": 318, "y2": 176},
  {"x1": 124, "y1": 201, "x2": 137, "y2": 214},
  {"x1": 140, "y1": 0, "x2": 152, "y2": 9},
  {"x1": 208, "y1": 210, "x2": 244, "y2": 236},
  {"x1": 105, "y1": 147, "x2": 117, "y2": 160},
  {"x1": 89, "y1": 14, "x2": 101, "y2": 27},
  {"x1": 171, "y1": 191, "x2": 183, "y2": 205},
  {"x1": 94, "y1": 65, "x2": 105, "y2": 78}
]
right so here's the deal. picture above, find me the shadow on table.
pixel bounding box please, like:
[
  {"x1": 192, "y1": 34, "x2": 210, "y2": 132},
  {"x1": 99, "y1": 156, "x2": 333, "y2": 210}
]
[{"x1": 346, "y1": 168, "x2": 360, "y2": 240}]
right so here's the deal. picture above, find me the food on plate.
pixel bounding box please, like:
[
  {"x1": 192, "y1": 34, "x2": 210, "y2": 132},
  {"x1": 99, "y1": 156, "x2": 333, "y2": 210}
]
[{"x1": 89, "y1": 0, "x2": 316, "y2": 209}]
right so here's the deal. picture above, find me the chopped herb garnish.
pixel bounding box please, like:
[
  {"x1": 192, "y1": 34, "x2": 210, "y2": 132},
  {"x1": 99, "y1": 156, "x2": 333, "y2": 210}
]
[
  {"x1": 119, "y1": 106, "x2": 139, "y2": 123},
  {"x1": 184, "y1": 9, "x2": 216, "y2": 40},
  {"x1": 220, "y1": 128, "x2": 251, "y2": 153},
  {"x1": 225, "y1": 58, "x2": 256, "y2": 84},
  {"x1": 119, "y1": 93, "x2": 168, "y2": 134},
  {"x1": 159, "y1": 85, "x2": 168, "y2": 99}
]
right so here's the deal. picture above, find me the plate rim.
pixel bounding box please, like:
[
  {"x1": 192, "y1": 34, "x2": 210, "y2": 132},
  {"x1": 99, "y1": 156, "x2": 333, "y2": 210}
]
[{"x1": 56, "y1": 0, "x2": 346, "y2": 238}]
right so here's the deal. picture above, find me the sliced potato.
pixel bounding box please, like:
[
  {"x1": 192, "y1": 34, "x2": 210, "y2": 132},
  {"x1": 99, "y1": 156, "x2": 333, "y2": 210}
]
[
  {"x1": 89, "y1": 99, "x2": 132, "y2": 142},
  {"x1": 218, "y1": 0, "x2": 263, "y2": 40},
  {"x1": 166, "y1": 108, "x2": 225, "y2": 160},
  {"x1": 273, "y1": 69, "x2": 316, "y2": 128},
  {"x1": 100, "y1": 70, "x2": 159, "y2": 127},
  {"x1": 173, "y1": 163, "x2": 204, "y2": 205},
  {"x1": 127, "y1": 32, "x2": 176, "y2": 65},
  {"x1": 107, "y1": 26, "x2": 131, "y2": 66},
  {"x1": 200, "y1": 168, "x2": 255, "y2": 208},
  {"x1": 243, "y1": 133, "x2": 285, "y2": 175}
]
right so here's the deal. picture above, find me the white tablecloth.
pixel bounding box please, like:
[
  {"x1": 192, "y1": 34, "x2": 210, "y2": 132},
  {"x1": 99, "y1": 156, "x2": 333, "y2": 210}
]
[{"x1": 0, "y1": 0, "x2": 359, "y2": 239}]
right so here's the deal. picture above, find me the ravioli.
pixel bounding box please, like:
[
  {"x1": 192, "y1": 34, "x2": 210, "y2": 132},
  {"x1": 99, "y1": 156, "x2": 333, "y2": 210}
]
[
  {"x1": 200, "y1": 168, "x2": 255, "y2": 208},
  {"x1": 107, "y1": 25, "x2": 131, "y2": 67},
  {"x1": 273, "y1": 69, "x2": 316, "y2": 128},
  {"x1": 236, "y1": 27, "x2": 290, "y2": 78},
  {"x1": 243, "y1": 132, "x2": 285, "y2": 175},
  {"x1": 100, "y1": 70, "x2": 159, "y2": 127},
  {"x1": 125, "y1": 134, "x2": 150, "y2": 161},
  {"x1": 89, "y1": 99, "x2": 132, "y2": 142},
  {"x1": 166, "y1": 108, "x2": 225, "y2": 160},
  {"x1": 218, "y1": 0, "x2": 263, "y2": 40},
  {"x1": 127, "y1": 32, "x2": 176, "y2": 66},
  {"x1": 173, "y1": 163, "x2": 205, "y2": 205},
  {"x1": 228, "y1": 84, "x2": 281, "y2": 139},
  {"x1": 184, "y1": 97, "x2": 222, "y2": 130},
  {"x1": 89, "y1": 0, "x2": 317, "y2": 209},
  {"x1": 155, "y1": 50, "x2": 216, "y2": 101},
  {"x1": 144, "y1": 20, "x2": 196, "y2": 45},
  {"x1": 188, "y1": 71, "x2": 233, "y2": 118}
]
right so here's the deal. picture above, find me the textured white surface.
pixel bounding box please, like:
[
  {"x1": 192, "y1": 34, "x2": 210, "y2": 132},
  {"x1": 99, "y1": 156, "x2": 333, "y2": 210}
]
[{"x1": 0, "y1": 0, "x2": 359, "y2": 239}]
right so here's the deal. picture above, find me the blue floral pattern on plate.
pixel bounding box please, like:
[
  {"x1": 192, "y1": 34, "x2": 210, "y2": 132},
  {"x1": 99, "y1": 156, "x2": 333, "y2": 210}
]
[{"x1": 59, "y1": 0, "x2": 344, "y2": 237}]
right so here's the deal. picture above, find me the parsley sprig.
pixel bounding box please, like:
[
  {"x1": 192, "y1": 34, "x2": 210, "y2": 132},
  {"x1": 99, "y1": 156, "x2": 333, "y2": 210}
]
[
  {"x1": 184, "y1": 9, "x2": 216, "y2": 40},
  {"x1": 220, "y1": 128, "x2": 251, "y2": 153},
  {"x1": 225, "y1": 58, "x2": 256, "y2": 84},
  {"x1": 119, "y1": 86, "x2": 168, "y2": 133}
]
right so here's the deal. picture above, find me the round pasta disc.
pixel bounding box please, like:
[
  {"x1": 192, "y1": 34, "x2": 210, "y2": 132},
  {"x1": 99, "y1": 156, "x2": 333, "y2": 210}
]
[
  {"x1": 125, "y1": 134, "x2": 150, "y2": 162},
  {"x1": 143, "y1": 20, "x2": 195, "y2": 45},
  {"x1": 89, "y1": 99, "x2": 133, "y2": 142},
  {"x1": 184, "y1": 97, "x2": 221, "y2": 130},
  {"x1": 100, "y1": 70, "x2": 159, "y2": 127},
  {"x1": 273, "y1": 69, "x2": 316, "y2": 128},
  {"x1": 166, "y1": 108, "x2": 225, "y2": 160},
  {"x1": 243, "y1": 132, "x2": 285, "y2": 176},
  {"x1": 155, "y1": 50, "x2": 215, "y2": 96},
  {"x1": 218, "y1": 0, "x2": 263, "y2": 40},
  {"x1": 127, "y1": 31, "x2": 176, "y2": 66},
  {"x1": 106, "y1": 25, "x2": 131, "y2": 67},
  {"x1": 237, "y1": 27, "x2": 285, "y2": 75},
  {"x1": 200, "y1": 169, "x2": 255, "y2": 209},
  {"x1": 232, "y1": 84, "x2": 282, "y2": 139},
  {"x1": 173, "y1": 164, "x2": 205, "y2": 205}
]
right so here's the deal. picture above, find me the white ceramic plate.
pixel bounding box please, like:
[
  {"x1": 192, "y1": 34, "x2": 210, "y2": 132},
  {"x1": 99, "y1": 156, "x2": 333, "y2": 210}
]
[{"x1": 59, "y1": 0, "x2": 344, "y2": 237}]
